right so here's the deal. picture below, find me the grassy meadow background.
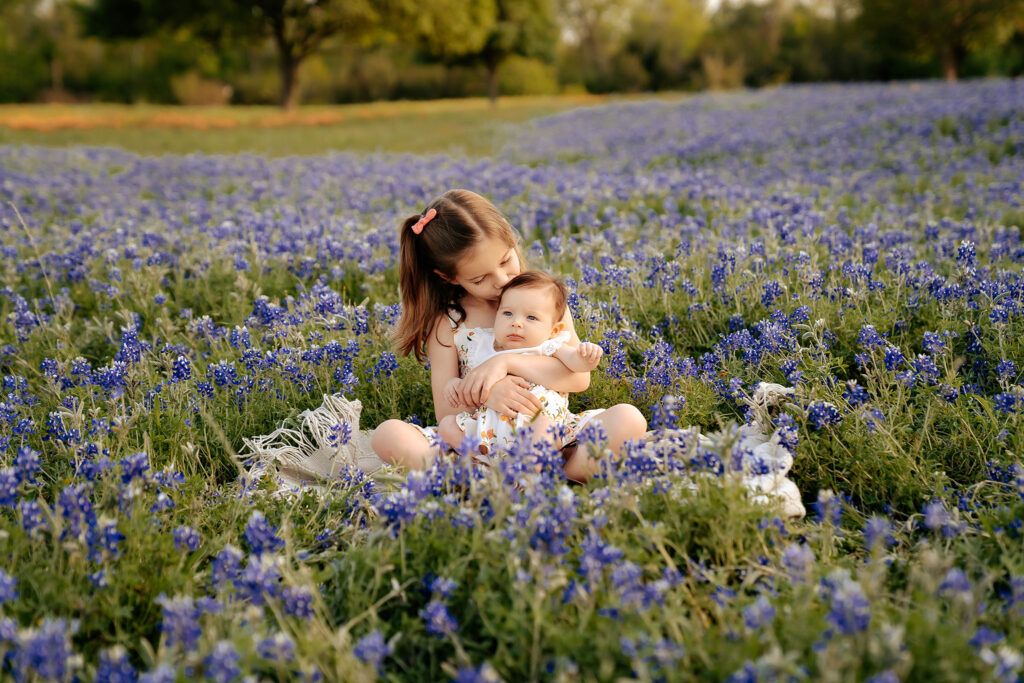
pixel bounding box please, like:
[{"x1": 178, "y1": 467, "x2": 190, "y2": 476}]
[{"x1": 1, "y1": 82, "x2": 1024, "y2": 681}]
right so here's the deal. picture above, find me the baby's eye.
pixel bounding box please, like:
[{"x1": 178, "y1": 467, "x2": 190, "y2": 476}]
[
  {"x1": 502, "y1": 311, "x2": 512, "y2": 316},
  {"x1": 527, "y1": 315, "x2": 538, "y2": 321}
]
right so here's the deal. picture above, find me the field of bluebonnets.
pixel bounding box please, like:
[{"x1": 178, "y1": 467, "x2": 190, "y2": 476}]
[{"x1": 2, "y1": 78, "x2": 1024, "y2": 681}]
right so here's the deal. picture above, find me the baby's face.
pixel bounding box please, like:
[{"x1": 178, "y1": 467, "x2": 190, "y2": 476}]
[{"x1": 494, "y1": 286, "x2": 560, "y2": 349}]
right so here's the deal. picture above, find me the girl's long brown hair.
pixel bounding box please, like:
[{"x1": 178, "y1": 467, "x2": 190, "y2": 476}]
[{"x1": 394, "y1": 189, "x2": 522, "y2": 362}]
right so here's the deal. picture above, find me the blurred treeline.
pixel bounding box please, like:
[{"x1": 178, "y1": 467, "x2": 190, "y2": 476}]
[{"x1": 2, "y1": 0, "x2": 1023, "y2": 107}]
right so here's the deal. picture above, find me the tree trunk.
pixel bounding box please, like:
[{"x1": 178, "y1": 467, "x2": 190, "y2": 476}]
[
  {"x1": 487, "y1": 65, "x2": 499, "y2": 107},
  {"x1": 940, "y1": 41, "x2": 964, "y2": 82},
  {"x1": 272, "y1": 17, "x2": 301, "y2": 112},
  {"x1": 51, "y1": 57, "x2": 64, "y2": 92},
  {"x1": 279, "y1": 52, "x2": 301, "y2": 111}
]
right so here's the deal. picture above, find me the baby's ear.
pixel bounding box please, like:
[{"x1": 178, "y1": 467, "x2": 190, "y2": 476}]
[{"x1": 551, "y1": 320, "x2": 567, "y2": 335}]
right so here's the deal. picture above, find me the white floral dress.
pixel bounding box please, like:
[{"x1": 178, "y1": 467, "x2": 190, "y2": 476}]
[{"x1": 415, "y1": 320, "x2": 605, "y2": 454}]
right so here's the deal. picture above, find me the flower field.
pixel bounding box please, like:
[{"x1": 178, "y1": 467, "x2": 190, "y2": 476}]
[{"x1": 2, "y1": 79, "x2": 1024, "y2": 681}]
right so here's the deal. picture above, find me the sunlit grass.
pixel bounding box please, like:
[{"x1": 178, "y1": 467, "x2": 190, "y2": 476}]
[{"x1": 0, "y1": 94, "x2": 624, "y2": 156}]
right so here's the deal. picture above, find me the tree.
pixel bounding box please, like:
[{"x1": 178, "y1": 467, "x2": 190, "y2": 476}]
[
  {"x1": 625, "y1": 0, "x2": 707, "y2": 89},
  {"x1": 859, "y1": 0, "x2": 1024, "y2": 80},
  {"x1": 392, "y1": 0, "x2": 558, "y2": 104},
  {"x1": 556, "y1": 0, "x2": 638, "y2": 90},
  {"x1": 77, "y1": 0, "x2": 379, "y2": 109}
]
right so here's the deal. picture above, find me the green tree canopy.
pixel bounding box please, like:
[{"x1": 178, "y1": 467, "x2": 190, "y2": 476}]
[
  {"x1": 858, "y1": 0, "x2": 1024, "y2": 80},
  {"x1": 390, "y1": 0, "x2": 558, "y2": 104},
  {"x1": 76, "y1": 0, "x2": 379, "y2": 108}
]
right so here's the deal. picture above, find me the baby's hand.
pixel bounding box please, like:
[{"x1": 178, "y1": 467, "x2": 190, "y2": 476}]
[
  {"x1": 576, "y1": 342, "x2": 603, "y2": 370},
  {"x1": 443, "y1": 378, "x2": 462, "y2": 408}
]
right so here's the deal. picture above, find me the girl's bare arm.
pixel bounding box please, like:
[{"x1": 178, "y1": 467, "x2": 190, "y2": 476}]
[{"x1": 427, "y1": 319, "x2": 475, "y2": 423}]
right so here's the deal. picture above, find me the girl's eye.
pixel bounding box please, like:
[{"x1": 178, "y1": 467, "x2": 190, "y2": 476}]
[
  {"x1": 501, "y1": 257, "x2": 511, "y2": 265},
  {"x1": 472, "y1": 278, "x2": 485, "y2": 285}
]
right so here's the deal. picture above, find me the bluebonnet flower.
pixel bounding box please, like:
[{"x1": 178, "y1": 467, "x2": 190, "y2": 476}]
[
  {"x1": 807, "y1": 401, "x2": 842, "y2": 429},
  {"x1": 813, "y1": 489, "x2": 847, "y2": 526},
  {"x1": 170, "y1": 355, "x2": 192, "y2": 383},
  {"x1": 824, "y1": 572, "x2": 871, "y2": 636},
  {"x1": 120, "y1": 451, "x2": 151, "y2": 484},
  {"x1": 57, "y1": 482, "x2": 95, "y2": 542},
  {"x1": 353, "y1": 630, "x2": 392, "y2": 672},
  {"x1": 18, "y1": 499, "x2": 47, "y2": 538},
  {"x1": 204, "y1": 640, "x2": 241, "y2": 683},
  {"x1": 0, "y1": 569, "x2": 17, "y2": 605},
  {"x1": 649, "y1": 395, "x2": 683, "y2": 431},
  {"x1": 727, "y1": 662, "x2": 761, "y2": 683},
  {"x1": 922, "y1": 331, "x2": 948, "y2": 355},
  {"x1": 969, "y1": 626, "x2": 1004, "y2": 650},
  {"x1": 742, "y1": 595, "x2": 776, "y2": 630},
  {"x1": 157, "y1": 594, "x2": 202, "y2": 651},
  {"x1": 922, "y1": 500, "x2": 961, "y2": 537},
  {"x1": 843, "y1": 380, "x2": 870, "y2": 407},
  {"x1": 938, "y1": 568, "x2": 972, "y2": 599},
  {"x1": 452, "y1": 662, "x2": 503, "y2": 683},
  {"x1": 95, "y1": 645, "x2": 136, "y2": 683},
  {"x1": 91, "y1": 516, "x2": 124, "y2": 561},
  {"x1": 578, "y1": 529, "x2": 624, "y2": 584},
  {"x1": 244, "y1": 510, "x2": 284, "y2": 555},
  {"x1": 173, "y1": 525, "x2": 202, "y2": 552},
  {"x1": 14, "y1": 446, "x2": 41, "y2": 484},
  {"x1": 11, "y1": 618, "x2": 74, "y2": 681},
  {"x1": 882, "y1": 346, "x2": 905, "y2": 371},
  {"x1": 866, "y1": 671, "x2": 901, "y2": 683},
  {"x1": 369, "y1": 352, "x2": 399, "y2": 381},
  {"x1": 234, "y1": 554, "x2": 281, "y2": 606},
  {"x1": 781, "y1": 543, "x2": 814, "y2": 582},
  {"x1": 420, "y1": 599, "x2": 458, "y2": 637},
  {"x1": 281, "y1": 585, "x2": 316, "y2": 619},
  {"x1": 257, "y1": 632, "x2": 296, "y2": 663},
  {"x1": 0, "y1": 468, "x2": 17, "y2": 507},
  {"x1": 993, "y1": 392, "x2": 1019, "y2": 414},
  {"x1": 775, "y1": 413, "x2": 798, "y2": 451},
  {"x1": 857, "y1": 324, "x2": 885, "y2": 350},
  {"x1": 863, "y1": 516, "x2": 894, "y2": 550},
  {"x1": 150, "y1": 491, "x2": 175, "y2": 513},
  {"x1": 427, "y1": 576, "x2": 458, "y2": 599},
  {"x1": 912, "y1": 354, "x2": 940, "y2": 384},
  {"x1": 956, "y1": 239, "x2": 977, "y2": 269}
]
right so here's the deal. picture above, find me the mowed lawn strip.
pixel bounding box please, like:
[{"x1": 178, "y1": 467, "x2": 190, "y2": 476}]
[{"x1": 0, "y1": 94, "x2": 624, "y2": 156}]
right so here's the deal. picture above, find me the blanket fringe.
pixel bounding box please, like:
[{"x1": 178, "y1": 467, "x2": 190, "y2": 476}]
[{"x1": 238, "y1": 395, "x2": 380, "y2": 490}]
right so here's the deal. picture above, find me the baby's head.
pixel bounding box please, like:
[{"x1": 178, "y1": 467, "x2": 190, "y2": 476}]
[{"x1": 494, "y1": 271, "x2": 568, "y2": 349}]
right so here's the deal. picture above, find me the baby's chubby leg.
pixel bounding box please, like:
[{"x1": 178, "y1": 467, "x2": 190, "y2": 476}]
[{"x1": 437, "y1": 415, "x2": 465, "y2": 451}]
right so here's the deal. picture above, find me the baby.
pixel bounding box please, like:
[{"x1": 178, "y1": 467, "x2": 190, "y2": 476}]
[{"x1": 438, "y1": 271, "x2": 603, "y2": 457}]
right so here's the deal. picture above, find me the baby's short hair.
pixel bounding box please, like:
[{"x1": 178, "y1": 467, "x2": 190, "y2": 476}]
[{"x1": 500, "y1": 271, "x2": 568, "y2": 320}]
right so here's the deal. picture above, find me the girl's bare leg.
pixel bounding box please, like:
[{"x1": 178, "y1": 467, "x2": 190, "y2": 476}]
[
  {"x1": 563, "y1": 404, "x2": 647, "y2": 483},
  {"x1": 370, "y1": 419, "x2": 437, "y2": 471}
]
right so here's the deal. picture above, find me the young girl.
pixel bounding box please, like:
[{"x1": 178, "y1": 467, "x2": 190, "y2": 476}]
[
  {"x1": 369, "y1": 189, "x2": 647, "y2": 482},
  {"x1": 438, "y1": 271, "x2": 605, "y2": 459}
]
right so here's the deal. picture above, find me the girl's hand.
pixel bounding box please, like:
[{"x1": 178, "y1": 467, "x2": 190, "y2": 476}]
[
  {"x1": 483, "y1": 376, "x2": 542, "y2": 419},
  {"x1": 458, "y1": 355, "x2": 510, "y2": 405},
  {"x1": 443, "y1": 378, "x2": 462, "y2": 408}
]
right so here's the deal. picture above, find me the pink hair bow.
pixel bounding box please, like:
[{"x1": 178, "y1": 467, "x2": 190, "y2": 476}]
[{"x1": 411, "y1": 208, "x2": 437, "y2": 235}]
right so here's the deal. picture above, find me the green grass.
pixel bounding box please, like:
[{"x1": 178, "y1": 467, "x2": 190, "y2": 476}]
[{"x1": 0, "y1": 95, "x2": 616, "y2": 156}]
